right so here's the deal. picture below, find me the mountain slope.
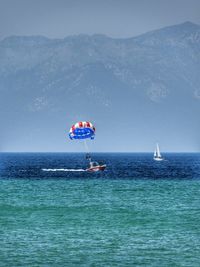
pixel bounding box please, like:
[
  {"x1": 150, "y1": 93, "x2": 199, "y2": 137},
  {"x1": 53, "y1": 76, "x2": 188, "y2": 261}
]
[{"x1": 0, "y1": 22, "x2": 200, "y2": 151}]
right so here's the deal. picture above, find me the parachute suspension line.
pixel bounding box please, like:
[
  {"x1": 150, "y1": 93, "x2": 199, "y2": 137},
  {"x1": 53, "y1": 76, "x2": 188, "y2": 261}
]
[
  {"x1": 83, "y1": 139, "x2": 91, "y2": 162},
  {"x1": 83, "y1": 139, "x2": 89, "y2": 153}
]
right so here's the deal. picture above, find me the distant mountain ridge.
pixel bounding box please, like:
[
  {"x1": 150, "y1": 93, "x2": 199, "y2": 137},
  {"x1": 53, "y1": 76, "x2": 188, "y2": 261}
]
[{"x1": 0, "y1": 22, "x2": 199, "y2": 152}]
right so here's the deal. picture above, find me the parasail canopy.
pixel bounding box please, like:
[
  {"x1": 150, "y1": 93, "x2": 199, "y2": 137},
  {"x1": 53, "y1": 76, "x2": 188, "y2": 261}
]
[{"x1": 69, "y1": 121, "x2": 95, "y2": 140}]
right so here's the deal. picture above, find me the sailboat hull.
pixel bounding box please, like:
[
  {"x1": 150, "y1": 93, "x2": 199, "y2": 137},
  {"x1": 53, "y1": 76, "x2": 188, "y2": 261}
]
[{"x1": 154, "y1": 157, "x2": 163, "y2": 161}]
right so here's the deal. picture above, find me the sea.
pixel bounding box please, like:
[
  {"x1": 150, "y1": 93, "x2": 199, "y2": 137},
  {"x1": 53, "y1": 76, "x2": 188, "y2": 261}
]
[{"x1": 0, "y1": 153, "x2": 200, "y2": 267}]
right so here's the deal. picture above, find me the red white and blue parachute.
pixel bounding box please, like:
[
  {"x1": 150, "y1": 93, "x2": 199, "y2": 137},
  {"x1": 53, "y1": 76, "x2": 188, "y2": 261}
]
[{"x1": 69, "y1": 121, "x2": 95, "y2": 140}]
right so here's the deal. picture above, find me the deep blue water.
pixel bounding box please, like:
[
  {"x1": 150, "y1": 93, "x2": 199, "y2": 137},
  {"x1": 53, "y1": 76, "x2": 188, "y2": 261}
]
[
  {"x1": 1, "y1": 153, "x2": 200, "y2": 266},
  {"x1": 0, "y1": 153, "x2": 200, "y2": 179}
]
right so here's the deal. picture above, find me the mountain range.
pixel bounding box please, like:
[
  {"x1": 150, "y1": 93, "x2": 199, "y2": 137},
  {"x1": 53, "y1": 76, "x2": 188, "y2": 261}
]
[{"x1": 0, "y1": 21, "x2": 200, "y2": 152}]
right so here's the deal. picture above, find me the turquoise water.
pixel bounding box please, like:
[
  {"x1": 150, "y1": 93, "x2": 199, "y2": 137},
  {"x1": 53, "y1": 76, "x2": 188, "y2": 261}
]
[
  {"x1": 1, "y1": 179, "x2": 200, "y2": 266},
  {"x1": 0, "y1": 153, "x2": 200, "y2": 266}
]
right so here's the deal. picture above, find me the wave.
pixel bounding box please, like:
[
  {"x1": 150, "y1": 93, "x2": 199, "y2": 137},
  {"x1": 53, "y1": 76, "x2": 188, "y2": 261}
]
[{"x1": 42, "y1": 168, "x2": 85, "y2": 172}]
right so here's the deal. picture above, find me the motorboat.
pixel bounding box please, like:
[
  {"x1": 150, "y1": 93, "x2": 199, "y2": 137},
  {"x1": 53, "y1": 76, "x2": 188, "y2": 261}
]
[{"x1": 86, "y1": 161, "x2": 106, "y2": 172}]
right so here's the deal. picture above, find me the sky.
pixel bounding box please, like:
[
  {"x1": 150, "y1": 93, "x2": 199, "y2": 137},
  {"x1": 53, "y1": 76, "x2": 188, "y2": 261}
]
[
  {"x1": 0, "y1": 0, "x2": 200, "y2": 152},
  {"x1": 0, "y1": 0, "x2": 200, "y2": 40}
]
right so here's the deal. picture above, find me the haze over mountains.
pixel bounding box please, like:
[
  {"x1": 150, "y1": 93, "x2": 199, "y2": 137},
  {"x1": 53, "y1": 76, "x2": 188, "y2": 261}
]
[{"x1": 0, "y1": 21, "x2": 199, "y2": 152}]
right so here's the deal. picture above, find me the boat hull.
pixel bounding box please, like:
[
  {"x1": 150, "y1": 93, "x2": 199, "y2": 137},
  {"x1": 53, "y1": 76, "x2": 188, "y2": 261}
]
[
  {"x1": 154, "y1": 157, "x2": 164, "y2": 161},
  {"x1": 86, "y1": 165, "x2": 106, "y2": 172}
]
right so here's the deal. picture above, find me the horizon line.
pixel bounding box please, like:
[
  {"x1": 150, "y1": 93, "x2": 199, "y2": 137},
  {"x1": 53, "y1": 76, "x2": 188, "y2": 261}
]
[{"x1": 0, "y1": 151, "x2": 199, "y2": 154}]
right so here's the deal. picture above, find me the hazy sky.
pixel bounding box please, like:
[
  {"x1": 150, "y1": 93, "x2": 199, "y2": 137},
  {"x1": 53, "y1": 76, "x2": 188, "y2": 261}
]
[
  {"x1": 1, "y1": 0, "x2": 200, "y2": 40},
  {"x1": 0, "y1": 0, "x2": 200, "y2": 152}
]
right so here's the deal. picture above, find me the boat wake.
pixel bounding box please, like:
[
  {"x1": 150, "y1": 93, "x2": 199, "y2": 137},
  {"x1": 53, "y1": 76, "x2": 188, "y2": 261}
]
[{"x1": 42, "y1": 168, "x2": 85, "y2": 172}]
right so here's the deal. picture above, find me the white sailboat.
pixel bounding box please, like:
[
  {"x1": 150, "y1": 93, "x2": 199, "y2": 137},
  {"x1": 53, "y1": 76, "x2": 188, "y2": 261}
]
[{"x1": 154, "y1": 143, "x2": 164, "y2": 161}]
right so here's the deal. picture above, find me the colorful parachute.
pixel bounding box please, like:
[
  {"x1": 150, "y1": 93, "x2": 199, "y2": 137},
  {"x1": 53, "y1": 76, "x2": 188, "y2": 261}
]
[{"x1": 69, "y1": 121, "x2": 95, "y2": 140}]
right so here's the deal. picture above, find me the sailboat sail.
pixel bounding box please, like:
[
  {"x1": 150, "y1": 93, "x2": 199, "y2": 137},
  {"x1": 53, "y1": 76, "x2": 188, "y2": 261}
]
[
  {"x1": 156, "y1": 143, "x2": 161, "y2": 158},
  {"x1": 154, "y1": 143, "x2": 163, "y2": 160}
]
